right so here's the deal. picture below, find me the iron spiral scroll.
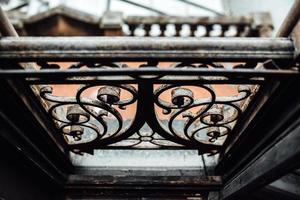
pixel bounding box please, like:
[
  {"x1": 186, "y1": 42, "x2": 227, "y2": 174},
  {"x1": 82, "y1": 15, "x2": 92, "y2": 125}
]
[{"x1": 38, "y1": 61, "x2": 254, "y2": 155}]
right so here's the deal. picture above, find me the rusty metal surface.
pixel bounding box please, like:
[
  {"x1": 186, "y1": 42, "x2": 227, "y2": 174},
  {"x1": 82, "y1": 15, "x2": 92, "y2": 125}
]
[
  {"x1": 67, "y1": 174, "x2": 222, "y2": 186},
  {"x1": 0, "y1": 37, "x2": 294, "y2": 61}
]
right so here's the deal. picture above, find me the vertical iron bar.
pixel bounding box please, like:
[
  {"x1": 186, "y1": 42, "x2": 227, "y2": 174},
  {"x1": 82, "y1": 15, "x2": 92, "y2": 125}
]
[
  {"x1": 0, "y1": 5, "x2": 34, "y2": 70},
  {"x1": 276, "y1": 0, "x2": 300, "y2": 37},
  {"x1": 0, "y1": 6, "x2": 18, "y2": 36}
]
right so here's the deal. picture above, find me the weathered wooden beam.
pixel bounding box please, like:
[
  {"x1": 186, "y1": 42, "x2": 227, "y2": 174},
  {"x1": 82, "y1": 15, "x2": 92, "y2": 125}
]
[
  {"x1": 66, "y1": 174, "x2": 221, "y2": 198},
  {"x1": 221, "y1": 120, "x2": 300, "y2": 200},
  {"x1": 74, "y1": 167, "x2": 214, "y2": 177},
  {"x1": 68, "y1": 175, "x2": 221, "y2": 187}
]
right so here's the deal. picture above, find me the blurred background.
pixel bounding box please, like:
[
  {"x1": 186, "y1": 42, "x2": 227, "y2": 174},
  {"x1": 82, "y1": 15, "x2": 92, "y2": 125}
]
[{"x1": 0, "y1": 0, "x2": 294, "y2": 33}]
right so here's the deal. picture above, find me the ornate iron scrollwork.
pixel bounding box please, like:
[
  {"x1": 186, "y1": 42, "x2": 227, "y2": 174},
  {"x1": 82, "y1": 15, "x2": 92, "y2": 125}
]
[{"x1": 37, "y1": 61, "x2": 254, "y2": 155}]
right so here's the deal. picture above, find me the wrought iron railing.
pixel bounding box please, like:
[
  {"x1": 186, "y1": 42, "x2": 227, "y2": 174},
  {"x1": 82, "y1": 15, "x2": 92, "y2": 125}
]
[{"x1": 0, "y1": 36, "x2": 297, "y2": 155}]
